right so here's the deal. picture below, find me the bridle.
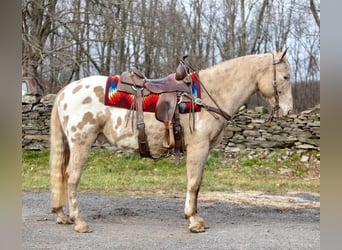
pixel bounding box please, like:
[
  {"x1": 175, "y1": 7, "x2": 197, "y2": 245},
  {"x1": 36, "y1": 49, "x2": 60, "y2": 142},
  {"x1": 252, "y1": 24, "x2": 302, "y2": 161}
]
[{"x1": 266, "y1": 52, "x2": 282, "y2": 123}]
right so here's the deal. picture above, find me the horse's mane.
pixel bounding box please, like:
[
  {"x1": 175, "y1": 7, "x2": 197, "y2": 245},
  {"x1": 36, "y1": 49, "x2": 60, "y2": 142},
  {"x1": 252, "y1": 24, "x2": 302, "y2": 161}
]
[
  {"x1": 204, "y1": 53, "x2": 271, "y2": 72},
  {"x1": 182, "y1": 53, "x2": 272, "y2": 77}
]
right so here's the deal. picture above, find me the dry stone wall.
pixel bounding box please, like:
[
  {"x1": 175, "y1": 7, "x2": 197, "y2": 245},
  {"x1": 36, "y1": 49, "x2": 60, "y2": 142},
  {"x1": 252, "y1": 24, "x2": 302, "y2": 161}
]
[
  {"x1": 22, "y1": 94, "x2": 320, "y2": 154},
  {"x1": 22, "y1": 94, "x2": 56, "y2": 150},
  {"x1": 222, "y1": 105, "x2": 320, "y2": 153}
]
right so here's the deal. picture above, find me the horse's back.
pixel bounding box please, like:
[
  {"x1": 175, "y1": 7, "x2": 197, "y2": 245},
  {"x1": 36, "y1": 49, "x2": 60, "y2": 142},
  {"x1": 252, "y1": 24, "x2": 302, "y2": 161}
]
[{"x1": 58, "y1": 75, "x2": 108, "y2": 102}]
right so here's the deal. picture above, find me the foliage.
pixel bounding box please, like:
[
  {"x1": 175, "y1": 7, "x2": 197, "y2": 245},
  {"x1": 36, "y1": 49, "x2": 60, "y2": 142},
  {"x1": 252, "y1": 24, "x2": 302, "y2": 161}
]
[{"x1": 22, "y1": 148, "x2": 320, "y2": 195}]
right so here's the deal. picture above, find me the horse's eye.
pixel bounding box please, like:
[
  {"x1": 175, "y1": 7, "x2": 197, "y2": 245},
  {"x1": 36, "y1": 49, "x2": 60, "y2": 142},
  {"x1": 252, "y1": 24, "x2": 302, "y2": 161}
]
[{"x1": 283, "y1": 75, "x2": 290, "y2": 80}]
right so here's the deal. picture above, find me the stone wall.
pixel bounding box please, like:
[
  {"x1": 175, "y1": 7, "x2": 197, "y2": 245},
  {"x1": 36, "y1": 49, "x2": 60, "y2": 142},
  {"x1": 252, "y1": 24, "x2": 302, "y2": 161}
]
[
  {"x1": 22, "y1": 94, "x2": 320, "y2": 153},
  {"x1": 22, "y1": 94, "x2": 56, "y2": 150},
  {"x1": 222, "y1": 105, "x2": 320, "y2": 153}
]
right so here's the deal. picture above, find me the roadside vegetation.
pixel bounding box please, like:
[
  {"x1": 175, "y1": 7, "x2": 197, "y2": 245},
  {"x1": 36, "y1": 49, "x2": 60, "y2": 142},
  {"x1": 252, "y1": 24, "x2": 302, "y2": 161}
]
[{"x1": 22, "y1": 148, "x2": 320, "y2": 196}]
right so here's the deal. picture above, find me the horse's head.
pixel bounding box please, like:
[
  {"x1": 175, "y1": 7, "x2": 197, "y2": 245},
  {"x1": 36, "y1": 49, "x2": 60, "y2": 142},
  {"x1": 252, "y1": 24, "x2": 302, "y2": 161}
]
[{"x1": 257, "y1": 49, "x2": 293, "y2": 117}]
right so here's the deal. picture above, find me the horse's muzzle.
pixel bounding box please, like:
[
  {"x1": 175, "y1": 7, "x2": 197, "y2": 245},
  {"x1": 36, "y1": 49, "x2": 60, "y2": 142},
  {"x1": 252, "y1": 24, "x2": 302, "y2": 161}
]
[{"x1": 276, "y1": 107, "x2": 293, "y2": 117}]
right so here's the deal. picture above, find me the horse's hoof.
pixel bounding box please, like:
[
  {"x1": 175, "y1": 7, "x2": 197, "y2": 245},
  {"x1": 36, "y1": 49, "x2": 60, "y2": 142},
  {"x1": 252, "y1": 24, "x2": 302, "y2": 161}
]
[
  {"x1": 74, "y1": 222, "x2": 92, "y2": 233},
  {"x1": 189, "y1": 222, "x2": 209, "y2": 233},
  {"x1": 56, "y1": 216, "x2": 73, "y2": 225},
  {"x1": 188, "y1": 214, "x2": 209, "y2": 233}
]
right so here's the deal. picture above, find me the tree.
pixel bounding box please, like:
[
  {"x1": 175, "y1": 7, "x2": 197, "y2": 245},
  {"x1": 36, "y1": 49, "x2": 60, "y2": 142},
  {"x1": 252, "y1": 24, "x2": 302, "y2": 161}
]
[
  {"x1": 22, "y1": 0, "x2": 58, "y2": 77},
  {"x1": 22, "y1": 0, "x2": 320, "y2": 112},
  {"x1": 309, "y1": 0, "x2": 320, "y2": 30}
]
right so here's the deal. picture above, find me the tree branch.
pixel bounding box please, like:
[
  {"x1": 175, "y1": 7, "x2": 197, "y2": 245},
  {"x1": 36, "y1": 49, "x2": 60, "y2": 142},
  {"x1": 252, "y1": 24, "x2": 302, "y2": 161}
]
[{"x1": 309, "y1": 0, "x2": 320, "y2": 29}]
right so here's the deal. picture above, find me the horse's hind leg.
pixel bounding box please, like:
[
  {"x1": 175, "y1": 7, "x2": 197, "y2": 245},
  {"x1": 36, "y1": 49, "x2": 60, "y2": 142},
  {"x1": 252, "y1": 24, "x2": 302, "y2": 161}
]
[
  {"x1": 66, "y1": 140, "x2": 95, "y2": 233},
  {"x1": 50, "y1": 104, "x2": 73, "y2": 225}
]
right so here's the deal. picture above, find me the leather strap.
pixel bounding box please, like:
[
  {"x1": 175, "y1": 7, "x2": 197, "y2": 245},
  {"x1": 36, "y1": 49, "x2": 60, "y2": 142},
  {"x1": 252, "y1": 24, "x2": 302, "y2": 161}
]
[
  {"x1": 136, "y1": 88, "x2": 152, "y2": 158},
  {"x1": 266, "y1": 52, "x2": 281, "y2": 124},
  {"x1": 173, "y1": 106, "x2": 183, "y2": 165},
  {"x1": 204, "y1": 105, "x2": 231, "y2": 121}
]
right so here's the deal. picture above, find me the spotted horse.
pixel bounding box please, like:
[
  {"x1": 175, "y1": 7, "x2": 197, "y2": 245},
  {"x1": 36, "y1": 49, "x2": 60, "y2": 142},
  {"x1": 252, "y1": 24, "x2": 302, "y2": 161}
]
[{"x1": 50, "y1": 50, "x2": 293, "y2": 233}]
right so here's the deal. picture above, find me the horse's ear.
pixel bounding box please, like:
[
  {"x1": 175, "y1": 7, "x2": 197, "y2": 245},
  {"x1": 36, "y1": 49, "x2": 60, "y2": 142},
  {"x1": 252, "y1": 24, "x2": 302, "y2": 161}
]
[{"x1": 280, "y1": 48, "x2": 288, "y2": 61}]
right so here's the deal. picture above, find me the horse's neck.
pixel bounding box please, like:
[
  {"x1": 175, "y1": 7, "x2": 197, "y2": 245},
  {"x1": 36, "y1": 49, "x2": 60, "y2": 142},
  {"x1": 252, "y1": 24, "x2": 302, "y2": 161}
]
[{"x1": 198, "y1": 54, "x2": 270, "y2": 116}]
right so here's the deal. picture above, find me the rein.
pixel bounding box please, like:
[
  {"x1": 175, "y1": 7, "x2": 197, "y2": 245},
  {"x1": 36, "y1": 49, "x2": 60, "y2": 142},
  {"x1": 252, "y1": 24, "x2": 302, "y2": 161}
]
[
  {"x1": 180, "y1": 53, "x2": 282, "y2": 126},
  {"x1": 178, "y1": 57, "x2": 232, "y2": 124},
  {"x1": 266, "y1": 53, "x2": 281, "y2": 124}
]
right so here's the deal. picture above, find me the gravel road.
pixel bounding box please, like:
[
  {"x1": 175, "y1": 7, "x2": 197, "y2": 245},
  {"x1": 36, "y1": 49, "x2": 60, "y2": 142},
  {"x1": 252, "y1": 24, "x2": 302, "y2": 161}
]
[{"x1": 22, "y1": 191, "x2": 320, "y2": 250}]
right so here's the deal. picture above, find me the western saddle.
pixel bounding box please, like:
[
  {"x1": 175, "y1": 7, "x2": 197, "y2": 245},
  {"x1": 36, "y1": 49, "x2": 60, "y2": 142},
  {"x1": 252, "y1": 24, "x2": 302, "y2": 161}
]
[{"x1": 117, "y1": 61, "x2": 194, "y2": 164}]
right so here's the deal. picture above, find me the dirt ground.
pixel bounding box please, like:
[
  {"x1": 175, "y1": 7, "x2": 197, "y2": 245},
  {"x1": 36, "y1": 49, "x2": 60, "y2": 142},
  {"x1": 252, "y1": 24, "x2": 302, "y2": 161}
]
[{"x1": 22, "y1": 191, "x2": 320, "y2": 250}]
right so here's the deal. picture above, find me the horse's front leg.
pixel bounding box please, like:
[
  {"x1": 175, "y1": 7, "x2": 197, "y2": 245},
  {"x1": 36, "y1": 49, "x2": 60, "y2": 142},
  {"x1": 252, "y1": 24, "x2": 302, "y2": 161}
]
[{"x1": 184, "y1": 142, "x2": 210, "y2": 233}]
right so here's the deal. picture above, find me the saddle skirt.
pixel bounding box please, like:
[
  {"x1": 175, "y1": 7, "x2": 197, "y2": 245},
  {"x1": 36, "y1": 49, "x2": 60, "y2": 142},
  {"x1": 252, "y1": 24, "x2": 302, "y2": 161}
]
[{"x1": 104, "y1": 74, "x2": 201, "y2": 113}]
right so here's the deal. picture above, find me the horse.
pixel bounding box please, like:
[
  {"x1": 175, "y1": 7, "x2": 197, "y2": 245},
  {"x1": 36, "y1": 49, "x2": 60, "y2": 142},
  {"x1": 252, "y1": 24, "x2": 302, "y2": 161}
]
[{"x1": 50, "y1": 50, "x2": 293, "y2": 233}]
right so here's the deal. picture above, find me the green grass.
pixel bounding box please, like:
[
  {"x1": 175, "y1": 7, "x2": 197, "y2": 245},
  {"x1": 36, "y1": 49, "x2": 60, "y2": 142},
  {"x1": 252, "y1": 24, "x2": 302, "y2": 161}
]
[{"x1": 22, "y1": 148, "x2": 320, "y2": 195}]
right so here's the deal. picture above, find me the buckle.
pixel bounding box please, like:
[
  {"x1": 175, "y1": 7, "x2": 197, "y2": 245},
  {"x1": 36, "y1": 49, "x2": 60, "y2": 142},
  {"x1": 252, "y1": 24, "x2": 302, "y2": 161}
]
[
  {"x1": 194, "y1": 98, "x2": 203, "y2": 106},
  {"x1": 177, "y1": 95, "x2": 183, "y2": 104}
]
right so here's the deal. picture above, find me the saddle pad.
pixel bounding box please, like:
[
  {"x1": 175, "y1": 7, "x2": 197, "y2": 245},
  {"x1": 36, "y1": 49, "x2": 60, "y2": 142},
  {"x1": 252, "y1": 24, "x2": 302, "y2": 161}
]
[{"x1": 104, "y1": 74, "x2": 201, "y2": 113}]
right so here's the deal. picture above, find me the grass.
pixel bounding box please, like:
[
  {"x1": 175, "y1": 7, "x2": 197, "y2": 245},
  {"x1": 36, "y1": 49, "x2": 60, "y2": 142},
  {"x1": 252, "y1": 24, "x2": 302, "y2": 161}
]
[{"x1": 22, "y1": 148, "x2": 320, "y2": 196}]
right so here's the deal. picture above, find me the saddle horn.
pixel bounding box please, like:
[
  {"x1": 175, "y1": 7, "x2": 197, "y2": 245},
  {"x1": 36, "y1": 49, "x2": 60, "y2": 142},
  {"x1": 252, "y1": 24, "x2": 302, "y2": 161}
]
[{"x1": 175, "y1": 55, "x2": 195, "y2": 81}]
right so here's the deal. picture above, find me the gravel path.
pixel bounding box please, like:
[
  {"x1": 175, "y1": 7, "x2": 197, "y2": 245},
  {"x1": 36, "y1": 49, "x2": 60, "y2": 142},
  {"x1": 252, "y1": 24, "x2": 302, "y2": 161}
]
[{"x1": 22, "y1": 191, "x2": 320, "y2": 250}]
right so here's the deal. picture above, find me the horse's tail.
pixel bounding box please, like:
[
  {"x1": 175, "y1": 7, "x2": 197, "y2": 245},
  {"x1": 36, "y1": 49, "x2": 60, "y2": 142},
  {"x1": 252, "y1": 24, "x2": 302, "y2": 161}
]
[{"x1": 50, "y1": 101, "x2": 69, "y2": 209}]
